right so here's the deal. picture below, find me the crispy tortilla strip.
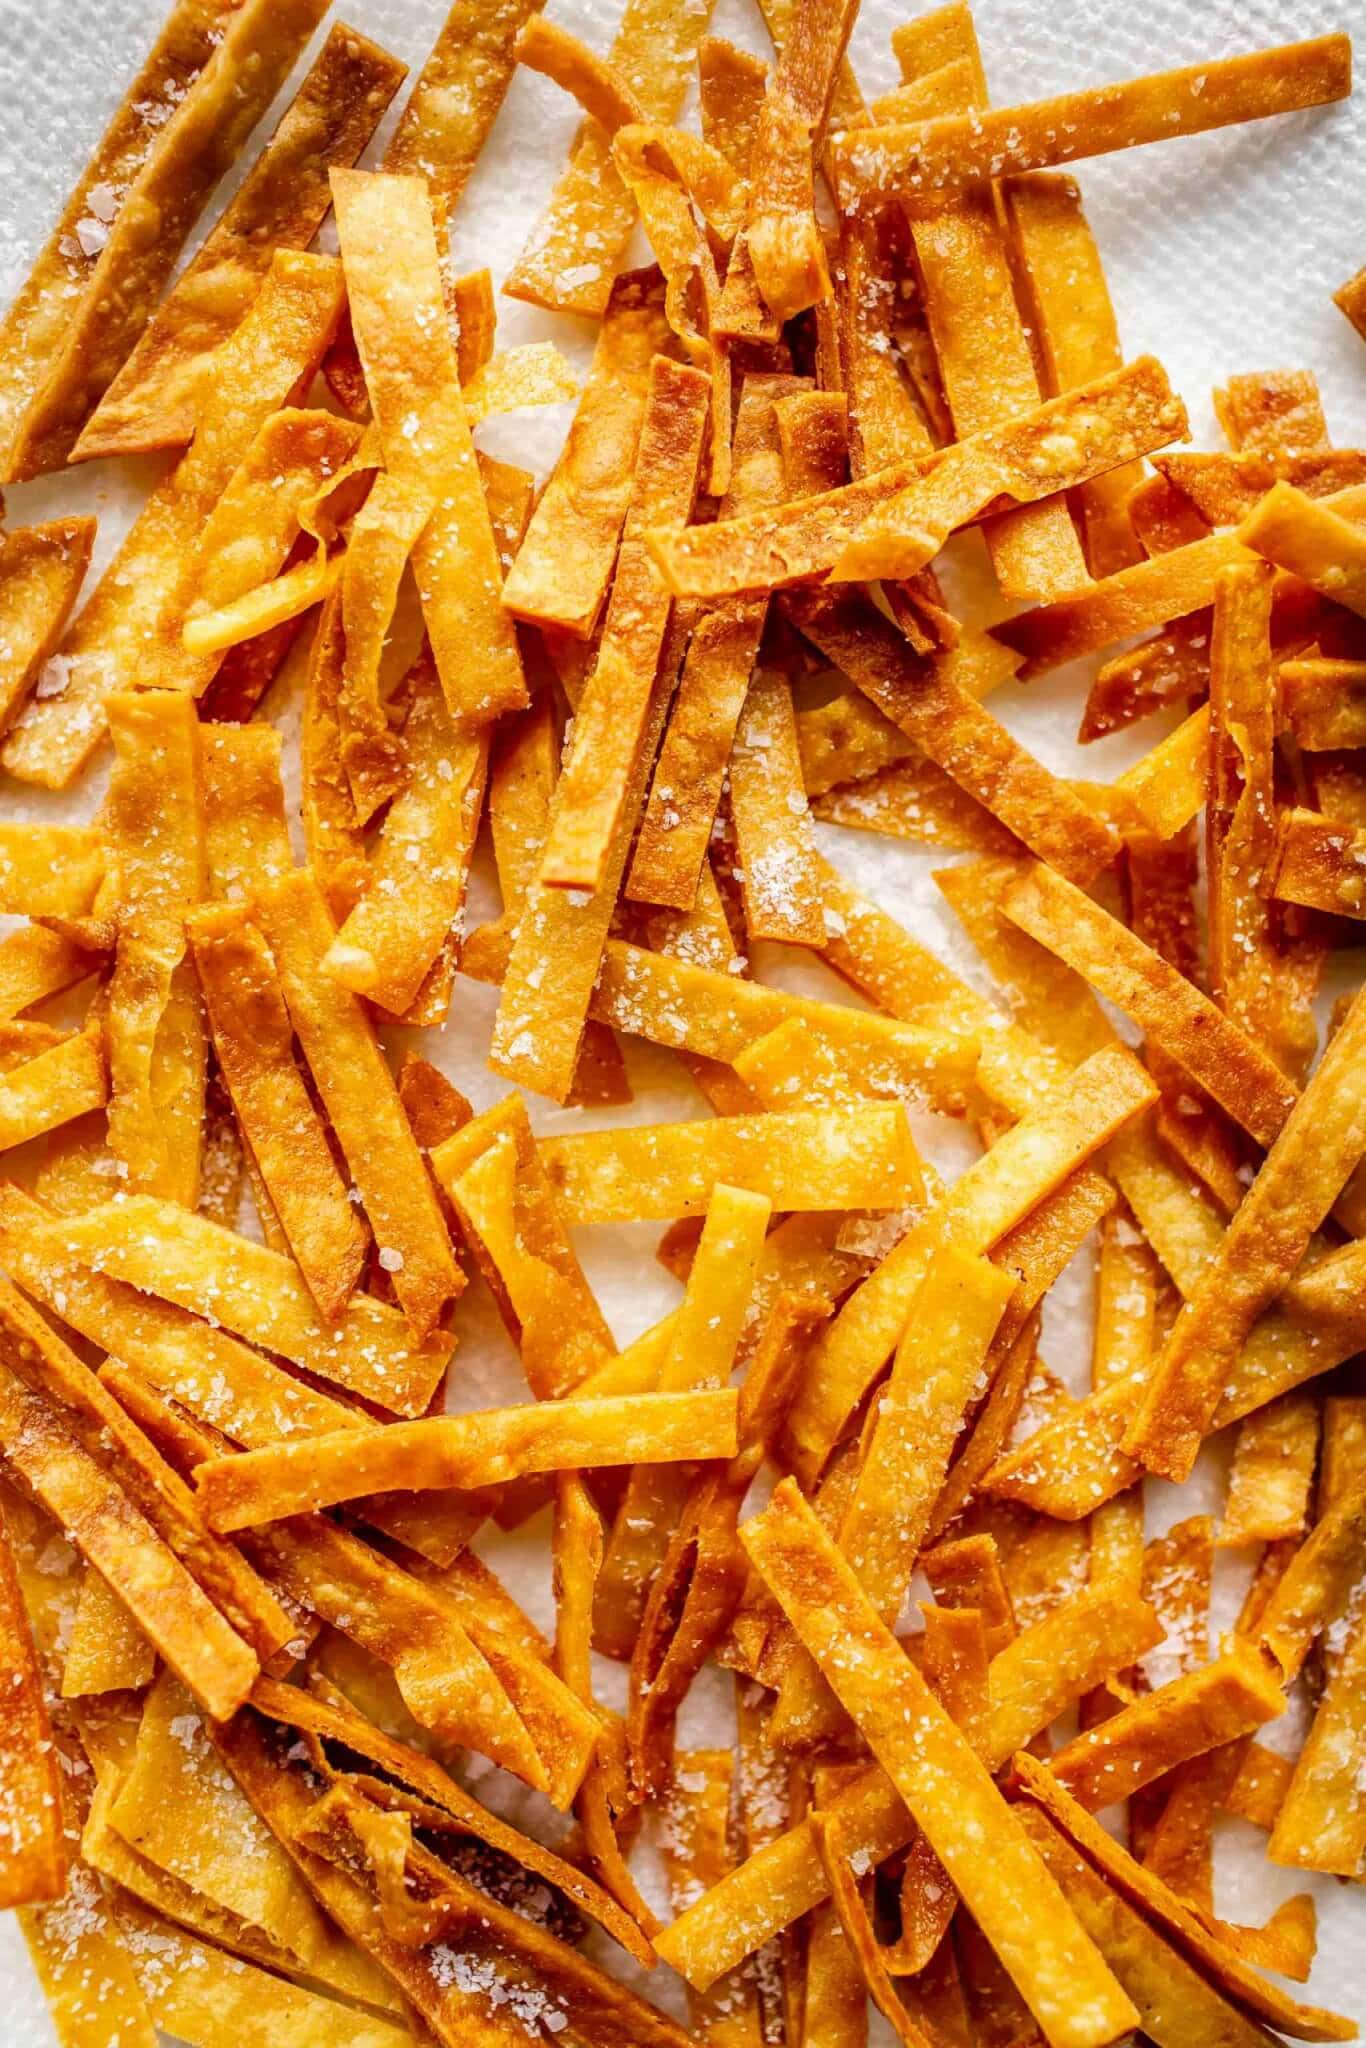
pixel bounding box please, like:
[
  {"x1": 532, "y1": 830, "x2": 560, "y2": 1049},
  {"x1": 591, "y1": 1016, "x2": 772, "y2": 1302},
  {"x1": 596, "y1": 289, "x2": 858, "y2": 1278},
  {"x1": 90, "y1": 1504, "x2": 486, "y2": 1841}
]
[
  {"x1": 595, "y1": 1184, "x2": 770, "y2": 1659},
  {"x1": 834, "y1": 206, "x2": 933, "y2": 478},
  {"x1": 0, "y1": 1360, "x2": 255, "y2": 1720},
  {"x1": 1217, "y1": 368, "x2": 1330, "y2": 453},
  {"x1": 383, "y1": 0, "x2": 546, "y2": 205},
  {"x1": 660, "y1": 1752, "x2": 765, "y2": 2043},
  {"x1": 74, "y1": 25, "x2": 405, "y2": 461},
  {"x1": 729, "y1": 669, "x2": 826, "y2": 944},
  {"x1": 61, "y1": 1562, "x2": 155, "y2": 1697},
  {"x1": 791, "y1": 588, "x2": 1118, "y2": 882},
  {"x1": 197, "y1": 1391, "x2": 739, "y2": 1531},
  {"x1": 538, "y1": 357, "x2": 710, "y2": 891},
  {"x1": 699, "y1": 33, "x2": 769, "y2": 167},
  {"x1": 743, "y1": 1480, "x2": 1138, "y2": 2048},
  {"x1": 540, "y1": 1104, "x2": 921, "y2": 1221},
  {"x1": 1221, "y1": 1394, "x2": 1319, "y2": 1546},
  {"x1": 1017, "y1": 1805, "x2": 1282, "y2": 2048},
  {"x1": 1267, "y1": 805, "x2": 1366, "y2": 918},
  {"x1": 202, "y1": 723, "x2": 292, "y2": 900},
  {"x1": 20, "y1": 1861, "x2": 157, "y2": 2048},
  {"x1": 0, "y1": 1026, "x2": 107, "y2": 1154},
  {"x1": 0, "y1": 0, "x2": 328, "y2": 481},
  {"x1": 0, "y1": 1516, "x2": 64, "y2": 1906},
  {"x1": 0, "y1": 924, "x2": 98, "y2": 1024},
  {"x1": 188, "y1": 904, "x2": 369, "y2": 1321},
  {"x1": 1268, "y1": 1604, "x2": 1366, "y2": 1876},
  {"x1": 1241, "y1": 481, "x2": 1366, "y2": 617},
  {"x1": 834, "y1": 35, "x2": 1351, "y2": 204},
  {"x1": 1012, "y1": 1753, "x2": 1355, "y2": 2043},
  {"x1": 784, "y1": 1044, "x2": 1155, "y2": 1482},
  {"x1": 0, "y1": 518, "x2": 96, "y2": 736},
  {"x1": 300, "y1": 589, "x2": 368, "y2": 921},
  {"x1": 29, "y1": 1196, "x2": 450, "y2": 1419},
  {"x1": 1257, "y1": 1476, "x2": 1366, "y2": 1681},
  {"x1": 515, "y1": 14, "x2": 647, "y2": 129},
  {"x1": 503, "y1": 268, "x2": 672, "y2": 637},
  {"x1": 1081, "y1": 617, "x2": 1211, "y2": 743},
  {"x1": 1045, "y1": 1645, "x2": 1284, "y2": 1809},
  {"x1": 1002, "y1": 861, "x2": 1295, "y2": 1148},
  {"x1": 1125, "y1": 987, "x2": 1366, "y2": 1479},
  {"x1": 0, "y1": 825, "x2": 103, "y2": 916},
  {"x1": 814, "y1": 757, "x2": 1018, "y2": 849},
  {"x1": 1281, "y1": 657, "x2": 1366, "y2": 750},
  {"x1": 2, "y1": 250, "x2": 344, "y2": 789},
  {"x1": 256, "y1": 869, "x2": 461, "y2": 1340},
  {"x1": 813, "y1": 1809, "x2": 931, "y2": 2048},
  {"x1": 1335, "y1": 266, "x2": 1366, "y2": 342},
  {"x1": 1105, "y1": 701, "x2": 1210, "y2": 840},
  {"x1": 995, "y1": 530, "x2": 1252, "y2": 678},
  {"x1": 334, "y1": 172, "x2": 525, "y2": 726},
  {"x1": 504, "y1": 0, "x2": 719, "y2": 318},
  {"x1": 1154, "y1": 448, "x2": 1366, "y2": 526}
]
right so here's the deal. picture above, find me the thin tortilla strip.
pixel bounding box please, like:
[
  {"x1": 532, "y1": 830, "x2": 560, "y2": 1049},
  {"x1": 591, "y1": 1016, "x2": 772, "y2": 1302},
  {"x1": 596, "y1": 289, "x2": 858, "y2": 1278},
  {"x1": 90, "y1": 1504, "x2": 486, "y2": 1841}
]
[
  {"x1": 0, "y1": 519, "x2": 96, "y2": 736},
  {"x1": 1268, "y1": 1603, "x2": 1366, "y2": 1876},
  {"x1": 1280, "y1": 657, "x2": 1366, "y2": 750},
  {"x1": 1221, "y1": 1394, "x2": 1319, "y2": 1546},
  {"x1": 1256, "y1": 1476, "x2": 1366, "y2": 1682},
  {"x1": 699, "y1": 34, "x2": 769, "y2": 168},
  {"x1": 995, "y1": 530, "x2": 1252, "y2": 678},
  {"x1": 0, "y1": 0, "x2": 329, "y2": 481},
  {"x1": 0, "y1": 825, "x2": 103, "y2": 916},
  {"x1": 61, "y1": 1564, "x2": 155, "y2": 1698},
  {"x1": 659, "y1": 1752, "x2": 766, "y2": 2042},
  {"x1": 73, "y1": 24, "x2": 406, "y2": 461},
  {"x1": 0, "y1": 924, "x2": 98, "y2": 1024},
  {"x1": 0, "y1": 1027, "x2": 107, "y2": 1154},
  {"x1": 383, "y1": 0, "x2": 547, "y2": 206},
  {"x1": 195, "y1": 1391, "x2": 740, "y2": 1530},
  {"x1": 729, "y1": 669, "x2": 827, "y2": 944},
  {"x1": 1240, "y1": 479, "x2": 1366, "y2": 615},
  {"x1": 0, "y1": 1516, "x2": 64, "y2": 1907}
]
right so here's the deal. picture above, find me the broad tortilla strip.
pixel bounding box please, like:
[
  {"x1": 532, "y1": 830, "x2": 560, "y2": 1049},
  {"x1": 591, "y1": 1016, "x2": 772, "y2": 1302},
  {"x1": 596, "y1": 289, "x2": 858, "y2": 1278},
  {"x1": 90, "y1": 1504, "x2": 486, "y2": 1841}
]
[
  {"x1": 1256, "y1": 1475, "x2": 1366, "y2": 1682},
  {"x1": 2, "y1": 250, "x2": 345, "y2": 789},
  {"x1": 1280, "y1": 657, "x2": 1366, "y2": 751},
  {"x1": 0, "y1": 0, "x2": 328, "y2": 482},
  {"x1": 0, "y1": 518, "x2": 96, "y2": 735},
  {"x1": 20, "y1": 1861, "x2": 157, "y2": 2048},
  {"x1": 73, "y1": 24, "x2": 406, "y2": 461},
  {"x1": 0, "y1": 1516, "x2": 64, "y2": 1907},
  {"x1": 1221, "y1": 1393, "x2": 1319, "y2": 1547},
  {"x1": 742, "y1": 1480, "x2": 1139, "y2": 2048},
  {"x1": 195, "y1": 1391, "x2": 739, "y2": 1530},
  {"x1": 0, "y1": 924, "x2": 98, "y2": 1024},
  {"x1": 994, "y1": 530, "x2": 1253, "y2": 678},
  {"x1": 1002, "y1": 861, "x2": 1295, "y2": 1149},
  {"x1": 0, "y1": 825, "x2": 103, "y2": 916},
  {"x1": 256, "y1": 868, "x2": 461, "y2": 1340},
  {"x1": 28, "y1": 1196, "x2": 451, "y2": 1420},
  {"x1": 61, "y1": 1563, "x2": 155, "y2": 1698},
  {"x1": 728, "y1": 668, "x2": 827, "y2": 945},
  {"x1": 201, "y1": 723, "x2": 293, "y2": 901},
  {"x1": 0, "y1": 1028, "x2": 107, "y2": 1155},
  {"x1": 1268, "y1": 1603, "x2": 1366, "y2": 1877},
  {"x1": 833, "y1": 35, "x2": 1350, "y2": 204}
]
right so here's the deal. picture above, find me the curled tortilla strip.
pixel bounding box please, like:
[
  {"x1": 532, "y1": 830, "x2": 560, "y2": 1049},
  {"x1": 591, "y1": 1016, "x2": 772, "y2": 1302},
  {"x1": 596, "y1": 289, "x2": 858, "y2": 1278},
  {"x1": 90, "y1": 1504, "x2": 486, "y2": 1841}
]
[
  {"x1": 0, "y1": 518, "x2": 96, "y2": 736},
  {"x1": 74, "y1": 24, "x2": 406, "y2": 461},
  {"x1": 0, "y1": 0, "x2": 329, "y2": 482}
]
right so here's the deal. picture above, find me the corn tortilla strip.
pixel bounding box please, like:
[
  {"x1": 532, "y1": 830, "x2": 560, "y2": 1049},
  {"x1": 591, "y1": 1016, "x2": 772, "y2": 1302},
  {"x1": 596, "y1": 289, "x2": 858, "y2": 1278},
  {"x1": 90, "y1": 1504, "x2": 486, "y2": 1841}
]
[
  {"x1": 1280, "y1": 657, "x2": 1366, "y2": 750},
  {"x1": 1268, "y1": 1605, "x2": 1366, "y2": 1876},
  {"x1": 1221, "y1": 1394, "x2": 1319, "y2": 1546},
  {"x1": 0, "y1": 0, "x2": 329, "y2": 482},
  {"x1": 742, "y1": 1480, "x2": 1138, "y2": 2048},
  {"x1": 813, "y1": 1810, "x2": 933, "y2": 2048},
  {"x1": 995, "y1": 530, "x2": 1252, "y2": 678},
  {"x1": 20, "y1": 1861, "x2": 158, "y2": 2048},
  {"x1": 833, "y1": 35, "x2": 1351, "y2": 205},
  {"x1": 0, "y1": 518, "x2": 96, "y2": 736},
  {"x1": 729, "y1": 669, "x2": 827, "y2": 944},
  {"x1": 1125, "y1": 987, "x2": 1366, "y2": 1479},
  {"x1": 1334, "y1": 264, "x2": 1366, "y2": 342},
  {"x1": 1266, "y1": 806, "x2": 1366, "y2": 918},
  {"x1": 0, "y1": 924, "x2": 98, "y2": 1024},
  {"x1": 256, "y1": 869, "x2": 461, "y2": 1340},
  {"x1": 699, "y1": 33, "x2": 769, "y2": 167},
  {"x1": 196, "y1": 1391, "x2": 739, "y2": 1530},
  {"x1": 0, "y1": 825, "x2": 103, "y2": 916},
  {"x1": 74, "y1": 25, "x2": 406, "y2": 462},
  {"x1": 1154, "y1": 447, "x2": 1366, "y2": 526},
  {"x1": 202, "y1": 723, "x2": 293, "y2": 901},
  {"x1": 538, "y1": 358, "x2": 710, "y2": 892},
  {"x1": 1257, "y1": 1476, "x2": 1366, "y2": 1682},
  {"x1": 382, "y1": 0, "x2": 545, "y2": 206},
  {"x1": 0, "y1": 1028, "x2": 107, "y2": 1154},
  {"x1": 0, "y1": 1518, "x2": 64, "y2": 1907},
  {"x1": 29, "y1": 1196, "x2": 450, "y2": 1420},
  {"x1": 2, "y1": 250, "x2": 345, "y2": 789},
  {"x1": 61, "y1": 1563, "x2": 155, "y2": 1697},
  {"x1": 659, "y1": 1752, "x2": 766, "y2": 2041},
  {"x1": 1240, "y1": 480, "x2": 1366, "y2": 615}
]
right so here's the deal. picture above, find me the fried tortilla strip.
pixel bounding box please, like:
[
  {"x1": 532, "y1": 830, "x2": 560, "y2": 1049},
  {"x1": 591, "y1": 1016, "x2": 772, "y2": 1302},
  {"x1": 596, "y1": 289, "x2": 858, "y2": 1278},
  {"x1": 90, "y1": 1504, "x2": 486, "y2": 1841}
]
[
  {"x1": 1153, "y1": 447, "x2": 1366, "y2": 526},
  {"x1": 1267, "y1": 806, "x2": 1366, "y2": 918},
  {"x1": 0, "y1": 925, "x2": 98, "y2": 1024},
  {"x1": 699, "y1": 33, "x2": 769, "y2": 168},
  {"x1": 1221, "y1": 1394, "x2": 1319, "y2": 1547},
  {"x1": 0, "y1": 1517, "x2": 64, "y2": 1907},
  {"x1": 1335, "y1": 265, "x2": 1366, "y2": 342},
  {"x1": 1280, "y1": 657, "x2": 1366, "y2": 750},
  {"x1": 0, "y1": 1360, "x2": 255, "y2": 1720},
  {"x1": 73, "y1": 25, "x2": 406, "y2": 461},
  {"x1": 0, "y1": 518, "x2": 96, "y2": 736},
  {"x1": 1125, "y1": 988, "x2": 1366, "y2": 1479},
  {"x1": 333, "y1": 171, "x2": 525, "y2": 726},
  {"x1": 61, "y1": 1564, "x2": 155, "y2": 1698},
  {"x1": 0, "y1": 826, "x2": 103, "y2": 917},
  {"x1": 20, "y1": 1861, "x2": 157, "y2": 2048},
  {"x1": 995, "y1": 530, "x2": 1252, "y2": 678},
  {"x1": 1013, "y1": 1754, "x2": 1354, "y2": 2043},
  {"x1": 1257, "y1": 1476, "x2": 1366, "y2": 1682},
  {"x1": 201, "y1": 725, "x2": 293, "y2": 900},
  {"x1": 29, "y1": 1196, "x2": 450, "y2": 1419},
  {"x1": 187, "y1": 905, "x2": 368, "y2": 1321},
  {"x1": 0, "y1": 0, "x2": 329, "y2": 481},
  {"x1": 659, "y1": 1752, "x2": 766, "y2": 2043},
  {"x1": 1241, "y1": 479, "x2": 1366, "y2": 615},
  {"x1": 1002, "y1": 861, "x2": 1295, "y2": 1148},
  {"x1": 1217, "y1": 368, "x2": 1330, "y2": 453},
  {"x1": 784, "y1": 1044, "x2": 1155, "y2": 1483},
  {"x1": 195, "y1": 1391, "x2": 739, "y2": 1530},
  {"x1": 256, "y1": 869, "x2": 461, "y2": 1339},
  {"x1": 382, "y1": 0, "x2": 546, "y2": 206},
  {"x1": 0, "y1": 1026, "x2": 107, "y2": 1155},
  {"x1": 503, "y1": 269, "x2": 672, "y2": 637},
  {"x1": 790, "y1": 588, "x2": 1118, "y2": 882},
  {"x1": 729, "y1": 669, "x2": 827, "y2": 944},
  {"x1": 3, "y1": 250, "x2": 345, "y2": 788},
  {"x1": 1268, "y1": 1604, "x2": 1366, "y2": 1876},
  {"x1": 834, "y1": 35, "x2": 1351, "y2": 204},
  {"x1": 743, "y1": 1481, "x2": 1138, "y2": 2048}
]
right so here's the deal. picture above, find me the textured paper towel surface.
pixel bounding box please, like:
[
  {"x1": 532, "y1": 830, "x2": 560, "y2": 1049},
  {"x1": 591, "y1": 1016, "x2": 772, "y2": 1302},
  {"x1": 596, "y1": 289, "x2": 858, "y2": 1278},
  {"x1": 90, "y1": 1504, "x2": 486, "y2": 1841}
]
[{"x1": 0, "y1": 0, "x2": 1364, "y2": 2039}]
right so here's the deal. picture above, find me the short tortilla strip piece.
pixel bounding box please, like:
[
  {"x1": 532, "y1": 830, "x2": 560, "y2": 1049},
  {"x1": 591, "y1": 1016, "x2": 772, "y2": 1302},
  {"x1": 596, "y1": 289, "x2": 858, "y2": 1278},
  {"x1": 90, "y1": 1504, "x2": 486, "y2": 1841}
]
[
  {"x1": 540, "y1": 1104, "x2": 921, "y2": 1221},
  {"x1": 195, "y1": 1391, "x2": 740, "y2": 1530},
  {"x1": 0, "y1": 1517, "x2": 64, "y2": 1906},
  {"x1": 504, "y1": 0, "x2": 721, "y2": 318},
  {"x1": 0, "y1": 1360, "x2": 255, "y2": 1721},
  {"x1": 1154, "y1": 448, "x2": 1366, "y2": 525},
  {"x1": 1002, "y1": 860, "x2": 1295, "y2": 1149},
  {"x1": 0, "y1": 1027, "x2": 107, "y2": 1155},
  {"x1": 728, "y1": 669, "x2": 827, "y2": 944},
  {"x1": 502, "y1": 268, "x2": 673, "y2": 638},
  {"x1": 333, "y1": 171, "x2": 525, "y2": 726},
  {"x1": 743, "y1": 1480, "x2": 1139, "y2": 2048},
  {"x1": 1217, "y1": 368, "x2": 1330, "y2": 454},
  {"x1": 784, "y1": 1043, "x2": 1156, "y2": 1484},
  {"x1": 699, "y1": 33, "x2": 769, "y2": 168},
  {"x1": 20, "y1": 1861, "x2": 157, "y2": 2048},
  {"x1": 1081, "y1": 619, "x2": 1212, "y2": 743},
  {"x1": 1280, "y1": 657, "x2": 1366, "y2": 750},
  {"x1": 28, "y1": 1196, "x2": 451, "y2": 1420},
  {"x1": 538, "y1": 357, "x2": 710, "y2": 892},
  {"x1": 2, "y1": 250, "x2": 345, "y2": 789},
  {"x1": 994, "y1": 530, "x2": 1252, "y2": 678},
  {"x1": 1256, "y1": 1475, "x2": 1366, "y2": 1682},
  {"x1": 257, "y1": 869, "x2": 461, "y2": 1341},
  {"x1": 1125, "y1": 986, "x2": 1366, "y2": 1480},
  {"x1": 0, "y1": 518, "x2": 96, "y2": 736},
  {"x1": 1012, "y1": 1752, "x2": 1356, "y2": 2044},
  {"x1": 812, "y1": 756, "x2": 1018, "y2": 851},
  {"x1": 1335, "y1": 266, "x2": 1366, "y2": 342},
  {"x1": 73, "y1": 24, "x2": 407, "y2": 462},
  {"x1": 61, "y1": 1563, "x2": 155, "y2": 1698},
  {"x1": 0, "y1": 0, "x2": 329, "y2": 482},
  {"x1": 1220, "y1": 1394, "x2": 1319, "y2": 1547},
  {"x1": 1268, "y1": 1603, "x2": 1366, "y2": 1876},
  {"x1": 188, "y1": 904, "x2": 369, "y2": 1322},
  {"x1": 790, "y1": 588, "x2": 1118, "y2": 883},
  {"x1": 201, "y1": 724, "x2": 292, "y2": 905},
  {"x1": 1241, "y1": 480, "x2": 1366, "y2": 616},
  {"x1": 833, "y1": 35, "x2": 1351, "y2": 204},
  {"x1": 0, "y1": 825, "x2": 103, "y2": 916},
  {"x1": 0, "y1": 924, "x2": 98, "y2": 1024}
]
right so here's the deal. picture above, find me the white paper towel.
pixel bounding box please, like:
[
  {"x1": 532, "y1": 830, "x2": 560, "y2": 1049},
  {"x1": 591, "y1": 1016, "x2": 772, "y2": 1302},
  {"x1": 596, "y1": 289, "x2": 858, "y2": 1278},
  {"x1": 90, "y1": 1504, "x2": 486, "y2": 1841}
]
[{"x1": 0, "y1": 0, "x2": 1364, "y2": 2039}]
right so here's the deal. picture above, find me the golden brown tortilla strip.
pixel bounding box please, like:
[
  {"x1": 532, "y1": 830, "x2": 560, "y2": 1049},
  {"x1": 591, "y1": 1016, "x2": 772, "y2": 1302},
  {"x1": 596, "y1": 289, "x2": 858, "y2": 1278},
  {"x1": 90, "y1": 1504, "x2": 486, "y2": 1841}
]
[
  {"x1": 1257, "y1": 1475, "x2": 1366, "y2": 1682},
  {"x1": 0, "y1": 825, "x2": 104, "y2": 917},
  {"x1": 73, "y1": 24, "x2": 406, "y2": 461},
  {"x1": 0, "y1": 1515, "x2": 64, "y2": 1908},
  {"x1": 1241, "y1": 478, "x2": 1366, "y2": 615},
  {"x1": 1221, "y1": 1394, "x2": 1319, "y2": 1547},
  {"x1": 699, "y1": 33, "x2": 769, "y2": 169},
  {"x1": 995, "y1": 530, "x2": 1252, "y2": 678},
  {"x1": 1268, "y1": 1604, "x2": 1366, "y2": 1877},
  {"x1": 728, "y1": 669, "x2": 827, "y2": 944},
  {"x1": 0, "y1": 924, "x2": 98, "y2": 1024},
  {"x1": 0, "y1": 0, "x2": 329, "y2": 482},
  {"x1": 20, "y1": 1860, "x2": 157, "y2": 2048},
  {"x1": 60, "y1": 1563, "x2": 155, "y2": 1699},
  {"x1": 0, "y1": 1016, "x2": 106, "y2": 1156},
  {"x1": 1335, "y1": 266, "x2": 1366, "y2": 343},
  {"x1": 0, "y1": 518, "x2": 96, "y2": 737}
]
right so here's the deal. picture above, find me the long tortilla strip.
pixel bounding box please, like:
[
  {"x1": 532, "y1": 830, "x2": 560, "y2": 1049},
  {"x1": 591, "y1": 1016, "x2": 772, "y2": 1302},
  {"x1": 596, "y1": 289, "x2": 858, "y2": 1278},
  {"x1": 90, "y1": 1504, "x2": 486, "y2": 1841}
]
[
  {"x1": 0, "y1": 1516, "x2": 64, "y2": 1908},
  {"x1": 0, "y1": 518, "x2": 97, "y2": 736}
]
